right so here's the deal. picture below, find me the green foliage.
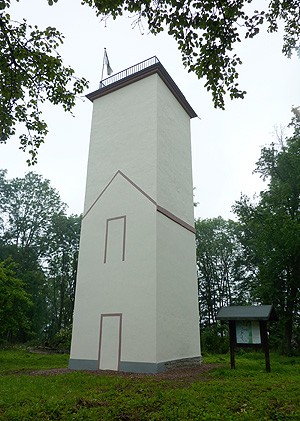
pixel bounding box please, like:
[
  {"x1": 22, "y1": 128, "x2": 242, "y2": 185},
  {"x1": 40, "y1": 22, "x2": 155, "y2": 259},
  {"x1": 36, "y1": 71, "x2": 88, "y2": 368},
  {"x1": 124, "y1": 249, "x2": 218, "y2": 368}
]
[
  {"x1": 196, "y1": 114, "x2": 300, "y2": 355},
  {"x1": 0, "y1": 260, "x2": 33, "y2": 341},
  {"x1": 200, "y1": 324, "x2": 229, "y2": 355},
  {"x1": 196, "y1": 217, "x2": 250, "y2": 329},
  {"x1": 0, "y1": 244, "x2": 48, "y2": 342},
  {"x1": 0, "y1": 170, "x2": 67, "y2": 342},
  {"x1": 233, "y1": 112, "x2": 300, "y2": 355},
  {"x1": 0, "y1": 1, "x2": 88, "y2": 164},
  {"x1": 0, "y1": 171, "x2": 66, "y2": 252},
  {"x1": 0, "y1": 170, "x2": 81, "y2": 344},
  {"x1": 52, "y1": 325, "x2": 73, "y2": 350},
  {"x1": 82, "y1": 0, "x2": 300, "y2": 109},
  {"x1": 45, "y1": 214, "x2": 81, "y2": 343},
  {"x1": 1, "y1": 0, "x2": 299, "y2": 162},
  {"x1": 1, "y1": 349, "x2": 300, "y2": 419}
]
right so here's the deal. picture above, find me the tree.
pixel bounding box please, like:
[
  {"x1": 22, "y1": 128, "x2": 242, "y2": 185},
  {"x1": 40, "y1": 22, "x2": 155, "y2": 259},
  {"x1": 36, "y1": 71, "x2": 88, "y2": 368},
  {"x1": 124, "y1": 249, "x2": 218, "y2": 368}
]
[
  {"x1": 195, "y1": 217, "x2": 250, "y2": 330},
  {"x1": 0, "y1": 170, "x2": 68, "y2": 341},
  {"x1": 0, "y1": 171, "x2": 66, "y2": 255},
  {"x1": 1, "y1": 1, "x2": 300, "y2": 163},
  {"x1": 0, "y1": 259, "x2": 33, "y2": 342},
  {"x1": 45, "y1": 213, "x2": 81, "y2": 342},
  {"x1": 84, "y1": 0, "x2": 300, "y2": 109},
  {"x1": 0, "y1": 0, "x2": 88, "y2": 164},
  {"x1": 233, "y1": 112, "x2": 300, "y2": 355},
  {"x1": 0, "y1": 170, "x2": 82, "y2": 344}
]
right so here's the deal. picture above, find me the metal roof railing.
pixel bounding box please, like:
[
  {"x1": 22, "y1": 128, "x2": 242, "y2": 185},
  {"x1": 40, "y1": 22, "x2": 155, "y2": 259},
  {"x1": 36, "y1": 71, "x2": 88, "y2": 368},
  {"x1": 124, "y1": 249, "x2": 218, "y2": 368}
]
[{"x1": 99, "y1": 56, "x2": 160, "y2": 89}]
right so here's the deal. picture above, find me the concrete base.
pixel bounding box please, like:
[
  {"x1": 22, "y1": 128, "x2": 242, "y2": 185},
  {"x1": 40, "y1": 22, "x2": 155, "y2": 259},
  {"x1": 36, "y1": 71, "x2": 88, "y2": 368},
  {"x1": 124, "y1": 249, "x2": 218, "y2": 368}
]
[
  {"x1": 164, "y1": 356, "x2": 203, "y2": 371},
  {"x1": 68, "y1": 356, "x2": 202, "y2": 373}
]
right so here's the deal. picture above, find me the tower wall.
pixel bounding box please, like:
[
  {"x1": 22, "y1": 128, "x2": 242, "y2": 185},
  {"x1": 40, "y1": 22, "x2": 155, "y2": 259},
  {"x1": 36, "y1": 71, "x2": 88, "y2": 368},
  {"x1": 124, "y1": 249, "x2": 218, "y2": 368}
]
[
  {"x1": 156, "y1": 212, "x2": 200, "y2": 363},
  {"x1": 156, "y1": 75, "x2": 194, "y2": 225},
  {"x1": 84, "y1": 75, "x2": 158, "y2": 213},
  {"x1": 69, "y1": 61, "x2": 201, "y2": 373}
]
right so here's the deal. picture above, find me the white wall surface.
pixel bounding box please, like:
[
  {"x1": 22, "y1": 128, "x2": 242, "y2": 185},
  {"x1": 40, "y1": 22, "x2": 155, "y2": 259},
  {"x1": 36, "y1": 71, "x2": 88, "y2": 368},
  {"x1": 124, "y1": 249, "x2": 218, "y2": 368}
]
[
  {"x1": 156, "y1": 212, "x2": 200, "y2": 362},
  {"x1": 156, "y1": 77, "x2": 195, "y2": 226},
  {"x1": 70, "y1": 174, "x2": 157, "y2": 363},
  {"x1": 84, "y1": 76, "x2": 158, "y2": 213},
  {"x1": 70, "y1": 69, "x2": 200, "y2": 369}
]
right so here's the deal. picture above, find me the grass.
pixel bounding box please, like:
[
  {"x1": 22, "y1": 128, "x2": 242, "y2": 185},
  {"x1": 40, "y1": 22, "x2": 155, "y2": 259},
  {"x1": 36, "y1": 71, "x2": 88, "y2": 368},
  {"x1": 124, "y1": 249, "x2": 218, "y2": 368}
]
[
  {"x1": 0, "y1": 348, "x2": 300, "y2": 420},
  {"x1": 0, "y1": 348, "x2": 69, "y2": 374}
]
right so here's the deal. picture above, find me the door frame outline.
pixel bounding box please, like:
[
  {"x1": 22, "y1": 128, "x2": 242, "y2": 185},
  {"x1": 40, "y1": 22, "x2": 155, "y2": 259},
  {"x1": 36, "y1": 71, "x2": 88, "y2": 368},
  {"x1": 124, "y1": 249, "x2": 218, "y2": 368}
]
[{"x1": 98, "y1": 313, "x2": 122, "y2": 371}]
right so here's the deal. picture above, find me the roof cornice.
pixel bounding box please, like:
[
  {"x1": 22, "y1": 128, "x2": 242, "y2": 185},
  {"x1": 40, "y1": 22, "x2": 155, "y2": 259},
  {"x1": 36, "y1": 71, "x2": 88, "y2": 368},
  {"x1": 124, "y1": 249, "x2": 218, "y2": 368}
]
[{"x1": 86, "y1": 61, "x2": 197, "y2": 119}]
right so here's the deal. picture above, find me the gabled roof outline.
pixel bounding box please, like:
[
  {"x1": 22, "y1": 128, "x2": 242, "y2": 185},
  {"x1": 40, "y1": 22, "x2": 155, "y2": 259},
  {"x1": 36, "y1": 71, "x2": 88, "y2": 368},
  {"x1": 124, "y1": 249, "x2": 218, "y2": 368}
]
[
  {"x1": 83, "y1": 170, "x2": 155, "y2": 220},
  {"x1": 82, "y1": 170, "x2": 196, "y2": 234}
]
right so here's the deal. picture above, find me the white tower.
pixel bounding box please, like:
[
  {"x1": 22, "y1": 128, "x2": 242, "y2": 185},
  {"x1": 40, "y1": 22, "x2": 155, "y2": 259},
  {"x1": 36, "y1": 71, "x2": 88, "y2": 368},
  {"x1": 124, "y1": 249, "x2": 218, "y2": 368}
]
[{"x1": 69, "y1": 57, "x2": 201, "y2": 373}]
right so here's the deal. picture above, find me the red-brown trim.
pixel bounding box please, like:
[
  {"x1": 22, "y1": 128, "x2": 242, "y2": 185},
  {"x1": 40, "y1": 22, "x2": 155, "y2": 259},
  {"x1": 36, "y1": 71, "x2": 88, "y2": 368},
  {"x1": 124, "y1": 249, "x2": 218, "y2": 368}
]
[
  {"x1": 104, "y1": 215, "x2": 126, "y2": 263},
  {"x1": 118, "y1": 170, "x2": 157, "y2": 205},
  {"x1": 98, "y1": 313, "x2": 122, "y2": 371},
  {"x1": 82, "y1": 170, "x2": 156, "y2": 220},
  {"x1": 83, "y1": 171, "x2": 119, "y2": 220},
  {"x1": 83, "y1": 170, "x2": 196, "y2": 234},
  {"x1": 157, "y1": 205, "x2": 196, "y2": 234},
  {"x1": 86, "y1": 62, "x2": 197, "y2": 119}
]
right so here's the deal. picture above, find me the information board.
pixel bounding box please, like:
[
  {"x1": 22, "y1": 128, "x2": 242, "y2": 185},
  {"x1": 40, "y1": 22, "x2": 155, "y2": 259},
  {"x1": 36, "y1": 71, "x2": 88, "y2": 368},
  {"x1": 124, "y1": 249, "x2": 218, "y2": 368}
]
[{"x1": 236, "y1": 321, "x2": 261, "y2": 344}]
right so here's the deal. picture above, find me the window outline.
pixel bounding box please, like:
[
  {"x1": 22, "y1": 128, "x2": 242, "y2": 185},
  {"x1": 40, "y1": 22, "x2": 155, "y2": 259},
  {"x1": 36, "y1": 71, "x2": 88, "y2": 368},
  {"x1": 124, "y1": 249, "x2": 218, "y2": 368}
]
[{"x1": 104, "y1": 215, "x2": 126, "y2": 263}]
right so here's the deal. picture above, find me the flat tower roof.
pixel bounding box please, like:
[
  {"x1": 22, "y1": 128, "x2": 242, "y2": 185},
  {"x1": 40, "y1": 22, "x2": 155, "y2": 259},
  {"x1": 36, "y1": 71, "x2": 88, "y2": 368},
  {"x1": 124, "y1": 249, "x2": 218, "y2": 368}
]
[{"x1": 86, "y1": 56, "x2": 197, "y2": 119}]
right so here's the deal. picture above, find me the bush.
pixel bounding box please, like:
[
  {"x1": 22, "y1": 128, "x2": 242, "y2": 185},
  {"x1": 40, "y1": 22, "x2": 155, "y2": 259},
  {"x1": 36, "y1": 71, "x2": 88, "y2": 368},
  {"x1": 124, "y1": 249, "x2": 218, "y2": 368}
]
[
  {"x1": 52, "y1": 325, "x2": 72, "y2": 350},
  {"x1": 200, "y1": 324, "x2": 229, "y2": 354}
]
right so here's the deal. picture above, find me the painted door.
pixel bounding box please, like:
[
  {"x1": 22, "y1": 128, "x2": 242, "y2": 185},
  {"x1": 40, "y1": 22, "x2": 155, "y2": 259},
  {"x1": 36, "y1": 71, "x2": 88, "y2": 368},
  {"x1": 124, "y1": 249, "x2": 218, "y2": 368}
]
[{"x1": 98, "y1": 314, "x2": 122, "y2": 371}]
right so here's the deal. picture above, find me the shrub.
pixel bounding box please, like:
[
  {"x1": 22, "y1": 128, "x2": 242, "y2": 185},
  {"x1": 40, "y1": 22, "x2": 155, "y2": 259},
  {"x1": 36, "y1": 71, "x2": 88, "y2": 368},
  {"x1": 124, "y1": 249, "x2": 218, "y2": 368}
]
[{"x1": 200, "y1": 324, "x2": 229, "y2": 354}]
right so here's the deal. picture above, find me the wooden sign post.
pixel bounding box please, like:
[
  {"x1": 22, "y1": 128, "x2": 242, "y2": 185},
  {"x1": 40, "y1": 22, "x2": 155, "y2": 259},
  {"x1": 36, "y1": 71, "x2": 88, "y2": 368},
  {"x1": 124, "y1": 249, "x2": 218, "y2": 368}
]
[{"x1": 217, "y1": 305, "x2": 278, "y2": 373}]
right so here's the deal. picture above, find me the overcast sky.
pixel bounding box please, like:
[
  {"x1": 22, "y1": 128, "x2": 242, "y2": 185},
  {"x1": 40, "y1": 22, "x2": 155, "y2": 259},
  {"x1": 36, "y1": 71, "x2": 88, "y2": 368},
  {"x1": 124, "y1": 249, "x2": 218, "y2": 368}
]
[{"x1": 1, "y1": 0, "x2": 299, "y2": 220}]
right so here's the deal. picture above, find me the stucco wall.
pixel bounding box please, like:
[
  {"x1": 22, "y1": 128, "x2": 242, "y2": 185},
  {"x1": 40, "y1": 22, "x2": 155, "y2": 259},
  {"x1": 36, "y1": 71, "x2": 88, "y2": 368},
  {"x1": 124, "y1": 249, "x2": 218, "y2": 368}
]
[
  {"x1": 84, "y1": 76, "x2": 158, "y2": 214},
  {"x1": 156, "y1": 211, "x2": 200, "y2": 362},
  {"x1": 70, "y1": 67, "x2": 201, "y2": 371},
  {"x1": 70, "y1": 174, "x2": 157, "y2": 364},
  {"x1": 156, "y1": 77, "x2": 195, "y2": 226}
]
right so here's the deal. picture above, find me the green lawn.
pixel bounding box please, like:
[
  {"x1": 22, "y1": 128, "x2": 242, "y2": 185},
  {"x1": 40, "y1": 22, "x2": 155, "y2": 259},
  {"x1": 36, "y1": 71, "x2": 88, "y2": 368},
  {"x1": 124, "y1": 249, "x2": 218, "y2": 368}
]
[{"x1": 0, "y1": 349, "x2": 300, "y2": 420}]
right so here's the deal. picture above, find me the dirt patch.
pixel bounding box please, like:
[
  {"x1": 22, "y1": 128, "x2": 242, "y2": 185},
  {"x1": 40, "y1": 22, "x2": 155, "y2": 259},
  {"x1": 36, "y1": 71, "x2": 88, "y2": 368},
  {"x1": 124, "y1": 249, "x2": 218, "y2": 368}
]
[{"x1": 17, "y1": 364, "x2": 222, "y2": 382}]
